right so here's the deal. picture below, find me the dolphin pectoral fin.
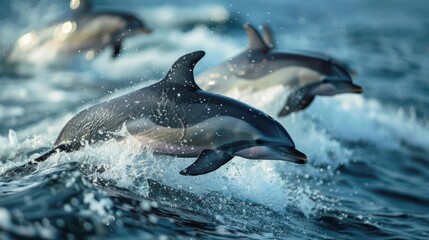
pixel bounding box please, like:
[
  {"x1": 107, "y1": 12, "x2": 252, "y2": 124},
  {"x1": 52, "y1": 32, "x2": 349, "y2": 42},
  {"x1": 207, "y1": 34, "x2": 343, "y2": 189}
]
[
  {"x1": 278, "y1": 89, "x2": 315, "y2": 117},
  {"x1": 112, "y1": 40, "x2": 122, "y2": 58},
  {"x1": 179, "y1": 150, "x2": 233, "y2": 176}
]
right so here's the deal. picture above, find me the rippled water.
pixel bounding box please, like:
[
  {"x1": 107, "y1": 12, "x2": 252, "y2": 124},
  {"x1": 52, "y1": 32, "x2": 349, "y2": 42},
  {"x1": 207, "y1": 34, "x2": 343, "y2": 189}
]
[{"x1": 1, "y1": 0, "x2": 428, "y2": 239}]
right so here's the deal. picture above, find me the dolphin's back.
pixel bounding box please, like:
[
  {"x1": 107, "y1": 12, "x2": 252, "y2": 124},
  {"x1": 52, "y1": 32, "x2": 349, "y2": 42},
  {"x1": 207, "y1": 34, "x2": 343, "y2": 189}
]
[{"x1": 55, "y1": 90, "x2": 150, "y2": 146}]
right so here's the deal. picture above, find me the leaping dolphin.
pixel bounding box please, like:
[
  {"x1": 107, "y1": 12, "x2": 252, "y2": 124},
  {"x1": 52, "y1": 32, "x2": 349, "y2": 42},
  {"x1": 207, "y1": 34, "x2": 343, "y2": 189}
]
[
  {"x1": 5, "y1": 0, "x2": 152, "y2": 65},
  {"x1": 196, "y1": 23, "x2": 363, "y2": 117},
  {"x1": 33, "y1": 51, "x2": 307, "y2": 176}
]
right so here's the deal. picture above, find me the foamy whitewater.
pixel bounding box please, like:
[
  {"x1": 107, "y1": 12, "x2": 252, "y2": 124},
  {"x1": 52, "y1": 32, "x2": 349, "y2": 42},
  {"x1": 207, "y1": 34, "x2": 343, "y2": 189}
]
[{"x1": 1, "y1": 0, "x2": 428, "y2": 239}]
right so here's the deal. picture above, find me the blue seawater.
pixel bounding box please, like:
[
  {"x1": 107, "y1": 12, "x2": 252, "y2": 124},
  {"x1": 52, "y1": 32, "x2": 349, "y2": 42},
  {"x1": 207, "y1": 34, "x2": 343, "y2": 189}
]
[{"x1": 0, "y1": 0, "x2": 428, "y2": 239}]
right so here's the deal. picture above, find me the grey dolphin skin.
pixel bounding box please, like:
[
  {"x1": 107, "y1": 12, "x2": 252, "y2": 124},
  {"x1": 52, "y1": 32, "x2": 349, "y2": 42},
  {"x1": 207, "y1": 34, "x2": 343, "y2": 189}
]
[
  {"x1": 5, "y1": 0, "x2": 152, "y2": 64},
  {"x1": 196, "y1": 23, "x2": 363, "y2": 117},
  {"x1": 33, "y1": 51, "x2": 307, "y2": 176}
]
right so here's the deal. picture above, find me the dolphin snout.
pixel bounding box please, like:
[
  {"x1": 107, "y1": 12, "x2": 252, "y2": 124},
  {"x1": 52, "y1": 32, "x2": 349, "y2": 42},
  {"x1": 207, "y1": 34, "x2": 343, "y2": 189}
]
[
  {"x1": 233, "y1": 145, "x2": 308, "y2": 164},
  {"x1": 319, "y1": 79, "x2": 364, "y2": 95},
  {"x1": 266, "y1": 122, "x2": 307, "y2": 163},
  {"x1": 273, "y1": 146, "x2": 308, "y2": 164},
  {"x1": 348, "y1": 82, "x2": 364, "y2": 93},
  {"x1": 244, "y1": 120, "x2": 307, "y2": 163}
]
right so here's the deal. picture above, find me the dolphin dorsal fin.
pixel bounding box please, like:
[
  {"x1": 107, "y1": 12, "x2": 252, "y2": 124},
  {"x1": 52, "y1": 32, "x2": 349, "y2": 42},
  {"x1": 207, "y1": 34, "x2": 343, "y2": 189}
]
[
  {"x1": 164, "y1": 51, "x2": 205, "y2": 89},
  {"x1": 244, "y1": 23, "x2": 269, "y2": 51},
  {"x1": 262, "y1": 24, "x2": 276, "y2": 49},
  {"x1": 70, "y1": 0, "x2": 92, "y2": 12}
]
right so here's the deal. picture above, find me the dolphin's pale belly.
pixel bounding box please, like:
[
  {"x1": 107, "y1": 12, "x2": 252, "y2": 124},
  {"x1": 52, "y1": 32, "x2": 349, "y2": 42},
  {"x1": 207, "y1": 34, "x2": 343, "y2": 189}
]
[
  {"x1": 126, "y1": 116, "x2": 261, "y2": 156},
  {"x1": 198, "y1": 66, "x2": 324, "y2": 94}
]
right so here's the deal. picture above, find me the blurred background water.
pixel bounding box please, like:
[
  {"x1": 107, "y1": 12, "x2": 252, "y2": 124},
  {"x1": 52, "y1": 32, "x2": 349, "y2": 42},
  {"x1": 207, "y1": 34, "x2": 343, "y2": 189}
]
[{"x1": 0, "y1": 0, "x2": 428, "y2": 239}]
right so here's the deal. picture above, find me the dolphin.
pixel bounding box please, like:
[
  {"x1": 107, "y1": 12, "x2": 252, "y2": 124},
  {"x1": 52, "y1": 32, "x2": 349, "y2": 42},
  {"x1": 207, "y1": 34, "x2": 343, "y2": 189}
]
[
  {"x1": 5, "y1": 0, "x2": 152, "y2": 65},
  {"x1": 32, "y1": 51, "x2": 307, "y2": 176},
  {"x1": 196, "y1": 23, "x2": 363, "y2": 117}
]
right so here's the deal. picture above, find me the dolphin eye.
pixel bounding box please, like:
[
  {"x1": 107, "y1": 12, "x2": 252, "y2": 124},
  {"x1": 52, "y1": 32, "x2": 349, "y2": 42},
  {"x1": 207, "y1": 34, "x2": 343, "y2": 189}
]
[{"x1": 255, "y1": 139, "x2": 263, "y2": 144}]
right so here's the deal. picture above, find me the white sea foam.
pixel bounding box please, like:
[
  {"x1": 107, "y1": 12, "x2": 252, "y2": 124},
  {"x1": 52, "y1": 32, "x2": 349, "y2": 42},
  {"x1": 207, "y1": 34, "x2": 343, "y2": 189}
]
[
  {"x1": 0, "y1": 130, "x2": 47, "y2": 169},
  {"x1": 41, "y1": 139, "x2": 298, "y2": 213},
  {"x1": 306, "y1": 95, "x2": 429, "y2": 151}
]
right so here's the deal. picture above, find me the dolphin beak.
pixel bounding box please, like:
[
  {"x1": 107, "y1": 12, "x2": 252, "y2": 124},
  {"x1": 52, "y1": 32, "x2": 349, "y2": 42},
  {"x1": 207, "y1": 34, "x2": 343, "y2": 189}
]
[
  {"x1": 322, "y1": 78, "x2": 364, "y2": 94},
  {"x1": 350, "y1": 83, "x2": 364, "y2": 93},
  {"x1": 340, "y1": 82, "x2": 364, "y2": 94},
  {"x1": 235, "y1": 143, "x2": 308, "y2": 164},
  {"x1": 272, "y1": 146, "x2": 308, "y2": 164}
]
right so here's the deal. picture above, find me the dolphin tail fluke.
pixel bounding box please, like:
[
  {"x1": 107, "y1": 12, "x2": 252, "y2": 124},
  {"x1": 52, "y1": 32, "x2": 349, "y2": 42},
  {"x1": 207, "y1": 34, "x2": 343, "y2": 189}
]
[
  {"x1": 3, "y1": 144, "x2": 72, "y2": 178},
  {"x1": 33, "y1": 144, "x2": 70, "y2": 163},
  {"x1": 179, "y1": 150, "x2": 233, "y2": 176}
]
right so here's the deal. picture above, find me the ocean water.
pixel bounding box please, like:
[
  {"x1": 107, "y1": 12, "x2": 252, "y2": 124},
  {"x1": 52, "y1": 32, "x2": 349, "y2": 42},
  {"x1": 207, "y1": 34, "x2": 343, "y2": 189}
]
[{"x1": 1, "y1": 0, "x2": 429, "y2": 239}]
